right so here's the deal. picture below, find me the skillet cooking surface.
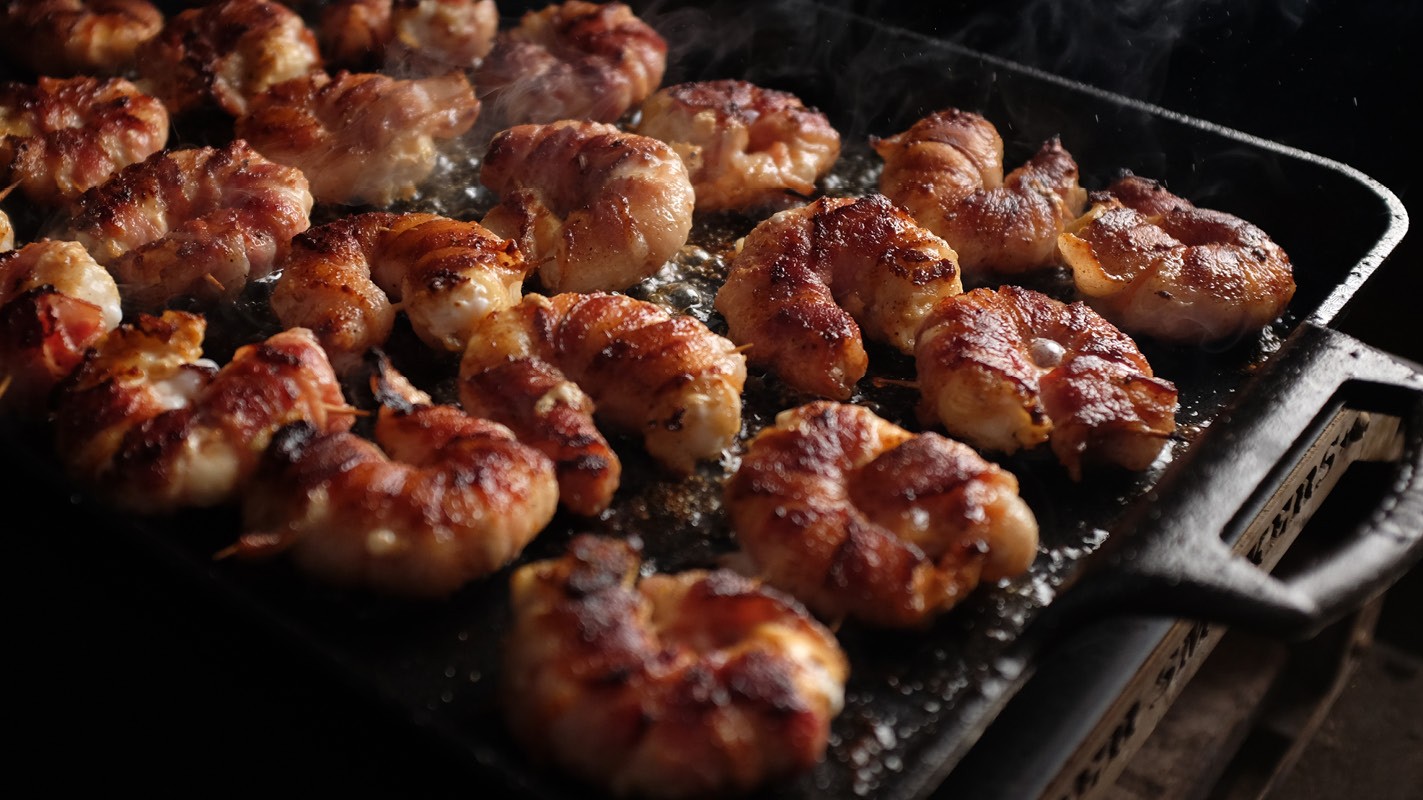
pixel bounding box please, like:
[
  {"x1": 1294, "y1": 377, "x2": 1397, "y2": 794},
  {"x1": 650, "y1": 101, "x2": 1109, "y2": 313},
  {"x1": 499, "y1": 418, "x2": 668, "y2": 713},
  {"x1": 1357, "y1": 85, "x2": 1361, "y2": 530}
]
[{"x1": 0, "y1": 1, "x2": 1408, "y2": 798}]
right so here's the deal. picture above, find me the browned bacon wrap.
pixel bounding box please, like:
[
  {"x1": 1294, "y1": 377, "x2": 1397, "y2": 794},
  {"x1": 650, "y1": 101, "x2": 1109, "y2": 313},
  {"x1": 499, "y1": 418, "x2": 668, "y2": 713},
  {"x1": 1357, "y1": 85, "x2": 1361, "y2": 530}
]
[
  {"x1": 0, "y1": 76, "x2": 169, "y2": 206},
  {"x1": 62, "y1": 140, "x2": 313, "y2": 312},
  {"x1": 474, "y1": 0, "x2": 666, "y2": 125},
  {"x1": 503, "y1": 535, "x2": 849, "y2": 797},
  {"x1": 715, "y1": 194, "x2": 962, "y2": 400},
  {"x1": 53, "y1": 311, "x2": 351, "y2": 514},
  {"x1": 0, "y1": 0, "x2": 162, "y2": 76},
  {"x1": 1058, "y1": 173, "x2": 1296, "y2": 344},
  {"x1": 726, "y1": 402, "x2": 1039, "y2": 628},
  {"x1": 635, "y1": 79, "x2": 842, "y2": 212},
  {"x1": 916, "y1": 286, "x2": 1178, "y2": 479},
  {"x1": 874, "y1": 107, "x2": 1087, "y2": 275},
  {"x1": 136, "y1": 0, "x2": 321, "y2": 116}
]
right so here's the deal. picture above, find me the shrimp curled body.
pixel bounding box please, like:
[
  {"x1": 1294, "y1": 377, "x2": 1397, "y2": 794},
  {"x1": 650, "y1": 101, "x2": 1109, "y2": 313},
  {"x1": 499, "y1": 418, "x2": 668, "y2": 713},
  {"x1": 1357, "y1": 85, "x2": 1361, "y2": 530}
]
[
  {"x1": 916, "y1": 286, "x2": 1178, "y2": 480},
  {"x1": 460, "y1": 292, "x2": 746, "y2": 513},
  {"x1": 715, "y1": 194, "x2": 962, "y2": 400},
  {"x1": 874, "y1": 108, "x2": 1087, "y2": 276},
  {"x1": 52, "y1": 311, "x2": 351, "y2": 514},
  {"x1": 504, "y1": 534, "x2": 849, "y2": 798},
  {"x1": 634, "y1": 79, "x2": 841, "y2": 213},
  {"x1": 137, "y1": 0, "x2": 321, "y2": 117},
  {"x1": 727, "y1": 402, "x2": 1038, "y2": 628},
  {"x1": 61, "y1": 140, "x2": 313, "y2": 312},
  {"x1": 270, "y1": 211, "x2": 528, "y2": 373},
  {"x1": 481, "y1": 120, "x2": 694, "y2": 293},
  {"x1": 0, "y1": 0, "x2": 163, "y2": 77},
  {"x1": 0, "y1": 77, "x2": 170, "y2": 206},
  {"x1": 236, "y1": 365, "x2": 558, "y2": 598},
  {"x1": 0, "y1": 240, "x2": 122, "y2": 415},
  {"x1": 236, "y1": 70, "x2": 480, "y2": 206},
  {"x1": 474, "y1": 0, "x2": 666, "y2": 126},
  {"x1": 1057, "y1": 173, "x2": 1296, "y2": 345}
]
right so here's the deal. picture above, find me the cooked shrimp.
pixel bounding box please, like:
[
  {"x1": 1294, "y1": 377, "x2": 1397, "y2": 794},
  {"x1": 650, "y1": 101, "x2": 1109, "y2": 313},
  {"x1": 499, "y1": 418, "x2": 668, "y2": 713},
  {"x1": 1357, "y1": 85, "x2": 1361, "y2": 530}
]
[
  {"x1": 1057, "y1": 173, "x2": 1297, "y2": 345},
  {"x1": 916, "y1": 286, "x2": 1178, "y2": 480},
  {"x1": 714, "y1": 194, "x2": 962, "y2": 400},
  {"x1": 504, "y1": 534, "x2": 849, "y2": 797},
  {"x1": 481, "y1": 120, "x2": 694, "y2": 292},
  {"x1": 0, "y1": 0, "x2": 162, "y2": 76},
  {"x1": 634, "y1": 79, "x2": 841, "y2": 213},
  {"x1": 873, "y1": 108, "x2": 1087, "y2": 276},
  {"x1": 236, "y1": 70, "x2": 479, "y2": 206},
  {"x1": 269, "y1": 211, "x2": 528, "y2": 373},
  {"x1": 460, "y1": 293, "x2": 746, "y2": 509},
  {"x1": 1, "y1": 76, "x2": 169, "y2": 206},
  {"x1": 136, "y1": 0, "x2": 321, "y2": 117},
  {"x1": 60, "y1": 140, "x2": 313, "y2": 312},
  {"x1": 0, "y1": 240, "x2": 122, "y2": 415},
  {"x1": 233, "y1": 354, "x2": 558, "y2": 597},
  {"x1": 51, "y1": 311, "x2": 351, "y2": 514},
  {"x1": 473, "y1": 0, "x2": 666, "y2": 126},
  {"x1": 725, "y1": 402, "x2": 1038, "y2": 628},
  {"x1": 318, "y1": 0, "x2": 498, "y2": 71}
]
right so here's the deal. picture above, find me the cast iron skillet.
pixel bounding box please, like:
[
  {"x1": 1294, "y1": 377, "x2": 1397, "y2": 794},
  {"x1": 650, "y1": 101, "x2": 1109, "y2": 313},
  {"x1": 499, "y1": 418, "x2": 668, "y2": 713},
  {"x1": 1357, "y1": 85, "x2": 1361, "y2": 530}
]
[{"x1": 3, "y1": 2, "x2": 1420, "y2": 798}]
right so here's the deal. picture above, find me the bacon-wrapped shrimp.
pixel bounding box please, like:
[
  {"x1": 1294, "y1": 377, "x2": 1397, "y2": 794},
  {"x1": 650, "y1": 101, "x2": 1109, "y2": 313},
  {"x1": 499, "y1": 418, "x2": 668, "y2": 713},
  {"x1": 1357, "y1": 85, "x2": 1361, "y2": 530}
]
[
  {"x1": 916, "y1": 286, "x2": 1178, "y2": 480},
  {"x1": 233, "y1": 354, "x2": 557, "y2": 597},
  {"x1": 505, "y1": 534, "x2": 849, "y2": 797},
  {"x1": 136, "y1": 0, "x2": 321, "y2": 117},
  {"x1": 319, "y1": 0, "x2": 498, "y2": 72},
  {"x1": 460, "y1": 292, "x2": 746, "y2": 513},
  {"x1": 715, "y1": 194, "x2": 962, "y2": 400},
  {"x1": 1057, "y1": 173, "x2": 1296, "y2": 345},
  {"x1": 60, "y1": 140, "x2": 313, "y2": 312},
  {"x1": 726, "y1": 402, "x2": 1038, "y2": 628},
  {"x1": 0, "y1": 240, "x2": 122, "y2": 415},
  {"x1": 1, "y1": 76, "x2": 169, "y2": 206},
  {"x1": 474, "y1": 0, "x2": 666, "y2": 126},
  {"x1": 237, "y1": 70, "x2": 479, "y2": 206},
  {"x1": 0, "y1": 0, "x2": 162, "y2": 76},
  {"x1": 481, "y1": 120, "x2": 694, "y2": 293},
  {"x1": 873, "y1": 108, "x2": 1087, "y2": 276},
  {"x1": 52, "y1": 311, "x2": 350, "y2": 514},
  {"x1": 634, "y1": 80, "x2": 841, "y2": 213},
  {"x1": 270, "y1": 211, "x2": 528, "y2": 373}
]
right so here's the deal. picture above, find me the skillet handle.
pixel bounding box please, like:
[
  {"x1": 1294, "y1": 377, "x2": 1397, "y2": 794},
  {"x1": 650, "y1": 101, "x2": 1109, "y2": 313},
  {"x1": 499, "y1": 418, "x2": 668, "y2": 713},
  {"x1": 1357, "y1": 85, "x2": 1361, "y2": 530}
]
[{"x1": 1048, "y1": 324, "x2": 1423, "y2": 641}]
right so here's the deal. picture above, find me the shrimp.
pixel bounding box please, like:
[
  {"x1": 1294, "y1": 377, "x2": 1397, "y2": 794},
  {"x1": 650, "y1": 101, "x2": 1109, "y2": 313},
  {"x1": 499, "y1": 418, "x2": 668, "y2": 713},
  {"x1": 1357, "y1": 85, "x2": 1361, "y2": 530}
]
[
  {"x1": 60, "y1": 140, "x2": 313, "y2": 312},
  {"x1": 460, "y1": 292, "x2": 746, "y2": 511},
  {"x1": 473, "y1": 0, "x2": 666, "y2": 126},
  {"x1": 480, "y1": 120, "x2": 694, "y2": 293},
  {"x1": 318, "y1": 0, "x2": 498, "y2": 72},
  {"x1": 51, "y1": 311, "x2": 351, "y2": 514},
  {"x1": 504, "y1": 534, "x2": 849, "y2": 798},
  {"x1": 873, "y1": 108, "x2": 1087, "y2": 276},
  {"x1": 136, "y1": 0, "x2": 321, "y2": 117},
  {"x1": 269, "y1": 211, "x2": 528, "y2": 374},
  {"x1": 1057, "y1": 173, "x2": 1297, "y2": 345},
  {"x1": 236, "y1": 70, "x2": 480, "y2": 206},
  {"x1": 1, "y1": 76, "x2": 169, "y2": 206},
  {"x1": 634, "y1": 79, "x2": 842, "y2": 213},
  {"x1": 714, "y1": 194, "x2": 962, "y2": 400},
  {"x1": 0, "y1": 240, "x2": 122, "y2": 415},
  {"x1": 232, "y1": 354, "x2": 558, "y2": 597},
  {"x1": 916, "y1": 286, "x2": 1178, "y2": 480},
  {"x1": 0, "y1": 0, "x2": 162, "y2": 77},
  {"x1": 725, "y1": 402, "x2": 1038, "y2": 628}
]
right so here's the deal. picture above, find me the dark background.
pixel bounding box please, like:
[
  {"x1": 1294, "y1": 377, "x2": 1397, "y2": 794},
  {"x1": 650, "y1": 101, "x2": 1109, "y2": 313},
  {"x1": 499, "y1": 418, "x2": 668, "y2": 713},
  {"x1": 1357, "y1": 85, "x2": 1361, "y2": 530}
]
[{"x1": 8, "y1": 0, "x2": 1420, "y2": 795}]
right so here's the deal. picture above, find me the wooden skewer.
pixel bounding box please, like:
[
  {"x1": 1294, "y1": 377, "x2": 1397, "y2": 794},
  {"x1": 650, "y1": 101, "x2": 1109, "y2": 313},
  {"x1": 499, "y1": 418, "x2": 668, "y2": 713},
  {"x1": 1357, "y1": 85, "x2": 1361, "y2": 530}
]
[
  {"x1": 730, "y1": 343, "x2": 753, "y2": 354},
  {"x1": 325, "y1": 403, "x2": 370, "y2": 418},
  {"x1": 0, "y1": 373, "x2": 12, "y2": 403},
  {"x1": 871, "y1": 376, "x2": 920, "y2": 389},
  {"x1": 204, "y1": 273, "x2": 226, "y2": 292}
]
